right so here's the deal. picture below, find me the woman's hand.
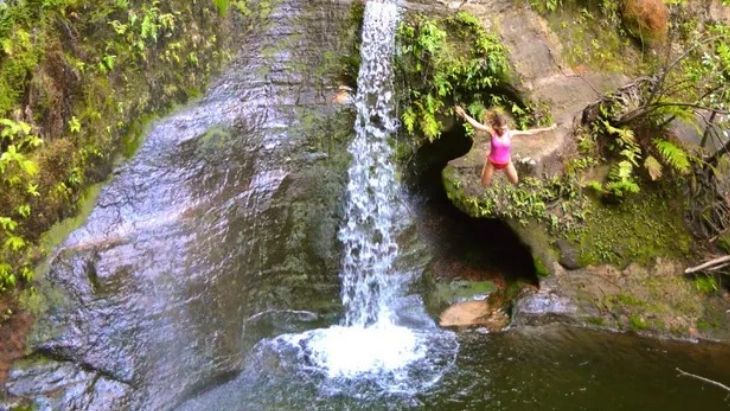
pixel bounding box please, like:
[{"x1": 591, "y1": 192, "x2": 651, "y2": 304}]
[
  {"x1": 454, "y1": 105, "x2": 466, "y2": 119},
  {"x1": 550, "y1": 123, "x2": 557, "y2": 130}
]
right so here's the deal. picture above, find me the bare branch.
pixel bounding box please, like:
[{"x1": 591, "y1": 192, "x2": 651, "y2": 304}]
[
  {"x1": 677, "y1": 368, "x2": 730, "y2": 393},
  {"x1": 700, "y1": 111, "x2": 718, "y2": 148},
  {"x1": 685, "y1": 255, "x2": 730, "y2": 274}
]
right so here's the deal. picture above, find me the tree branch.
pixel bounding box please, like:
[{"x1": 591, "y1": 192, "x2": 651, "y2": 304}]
[
  {"x1": 646, "y1": 35, "x2": 722, "y2": 108},
  {"x1": 677, "y1": 368, "x2": 730, "y2": 393},
  {"x1": 685, "y1": 255, "x2": 730, "y2": 274}
]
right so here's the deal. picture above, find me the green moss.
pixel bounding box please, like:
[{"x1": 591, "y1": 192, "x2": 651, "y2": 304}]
[
  {"x1": 340, "y1": 0, "x2": 365, "y2": 87},
  {"x1": 38, "y1": 182, "x2": 103, "y2": 253},
  {"x1": 628, "y1": 315, "x2": 648, "y2": 331},
  {"x1": 122, "y1": 113, "x2": 158, "y2": 159},
  {"x1": 539, "y1": 0, "x2": 658, "y2": 76},
  {"x1": 586, "y1": 316, "x2": 605, "y2": 326},
  {"x1": 435, "y1": 280, "x2": 498, "y2": 303},
  {"x1": 570, "y1": 185, "x2": 692, "y2": 267},
  {"x1": 534, "y1": 256, "x2": 549, "y2": 277},
  {"x1": 696, "y1": 319, "x2": 712, "y2": 331},
  {"x1": 613, "y1": 292, "x2": 644, "y2": 307}
]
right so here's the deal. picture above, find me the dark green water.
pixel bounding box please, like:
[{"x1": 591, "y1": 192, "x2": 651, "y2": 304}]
[{"x1": 176, "y1": 324, "x2": 730, "y2": 411}]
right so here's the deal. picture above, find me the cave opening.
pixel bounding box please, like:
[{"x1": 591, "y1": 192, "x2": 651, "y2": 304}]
[{"x1": 404, "y1": 124, "x2": 540, "y2": 290}]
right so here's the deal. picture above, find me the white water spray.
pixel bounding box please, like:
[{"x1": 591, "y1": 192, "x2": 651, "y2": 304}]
[{"x1": 264, "y1": 0, "x2": 457, "y2": 390}]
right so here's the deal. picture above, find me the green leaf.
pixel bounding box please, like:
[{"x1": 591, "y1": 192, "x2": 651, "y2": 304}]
[
  {"x1": 27, "y1": 183, "x2": 40, "y2": 197},
  {"x1": 643, "y1": 155, "x2": 663, "y2": 181},
  {"x1": 402, "y1": 107, "x2": 417, "y2": 134},
  {"x1": 21, "y1": 267, "x2": 33, "y2": 281},
  {"x1": 4, "y1": 235, "x2": 26, "y2": 252},
  {"x1": 0, "y1": 217, "x2": 17, "y2": 232},
  {"x1": 17, "y1": 204, "x2": 31, "y2": 218},
  {"x1": 20, "y1": 158, "x2": 38, "y2": 176},
  {"x1": 654, "y1": 139, "x2": 690, "y2": 174},
  {"x1": 69, "y1": 116, "x2": 82, "y2": 133}
]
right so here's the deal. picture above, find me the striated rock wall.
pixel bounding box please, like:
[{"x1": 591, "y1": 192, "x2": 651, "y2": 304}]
[{"x1": 3, "y1": 1, "x2": 361, "y2": 409}]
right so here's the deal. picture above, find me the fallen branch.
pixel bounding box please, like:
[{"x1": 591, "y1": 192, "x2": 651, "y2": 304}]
[
  {"x1": 677, "y1": 368, "x2": 730, "y2": 393},
  {"x1": 684, "y1": 255, "x2": 730, "y2": 274}
]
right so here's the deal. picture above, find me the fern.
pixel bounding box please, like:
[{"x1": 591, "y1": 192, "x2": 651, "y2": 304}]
[
  {"x1": 0, "y1": 216, "x2": 17, "y2": 232},
  {"x1": 402, "y1": 107, "x2": 417, "y2": 134},
  {"x1": 602, "y1": 120, "x2": 636, "y2": 145},
  {"x1": 421, "y1": 114, "x2": 441, "y2": 141},
  {"x1": 610, "y1": 160, "x2": 635, "y2": 181},
  {"x1": 586, "y1": 180, "x2": 604, "y2": 192},
  {"x1": 643, "y1": 155, "x2": 663, "y2": 181},
  {"x1": 605, "y1": 180, "x2": 640, "y2": 197},
  {"x1": 466, "y1": 101, "x2": 486, "y2": 120},
  {"x1": 654, "y1": 139, "x2": 690, "y2": 174},
  {"x1": 4, "y1": 235, "x2": 25, "y2": 251}
]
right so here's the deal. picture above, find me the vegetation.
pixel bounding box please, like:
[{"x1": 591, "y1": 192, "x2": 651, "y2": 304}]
[
  {"x1": 0, "y1": 0, "x2": 242, "y2": 292},
  {"x1": 576, "y1": 17, "x2": 730, "y2": 255},
  {"x1": 423, "y1": 1, "x2": 730, "y2": 282},
  {"x1": 511, "y1": 0, "x2": 730, "y2": 272},
  {"x1": 395, "y1": 11, "x2": 545, "y2": 145}
]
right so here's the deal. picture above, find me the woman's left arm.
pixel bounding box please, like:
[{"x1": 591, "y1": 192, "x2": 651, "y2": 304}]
[{"x1": 512, "y1": 123, "x2": 557, "y2": 137}]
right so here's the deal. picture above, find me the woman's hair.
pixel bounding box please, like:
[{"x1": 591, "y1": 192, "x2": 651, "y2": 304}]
[{"x1": 483, "y1": 109, "x2": 509, "y2": 129}]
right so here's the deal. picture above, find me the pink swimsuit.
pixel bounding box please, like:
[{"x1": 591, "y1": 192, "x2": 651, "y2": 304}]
[{"x1": 488, "y1": 130, "x2": 511, "y2": 167}]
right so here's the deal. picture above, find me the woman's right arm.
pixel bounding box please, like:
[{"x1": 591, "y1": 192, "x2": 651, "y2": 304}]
[{"x1": 455, "y1": 105, "x2": 493, "y2": 133}]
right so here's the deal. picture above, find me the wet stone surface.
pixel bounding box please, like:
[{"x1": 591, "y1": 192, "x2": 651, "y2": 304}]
[{"x1": 2, "y1": 1, "x2": 361, "y2": 409}]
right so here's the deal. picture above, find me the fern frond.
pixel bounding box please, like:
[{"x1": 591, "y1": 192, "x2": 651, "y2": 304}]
[
  {"x1": 652, "y1": 104, "x2": 697, "y2": 125},
  {"x1": 643, "y1": 155, "x2": 663, "y2": 181},
  {"x1": 467, "y1": 101, "x2": 486, "y2": 120},
  {"x1": 654, "y1": 139, "x2": 690, "y2": 174},
  {"x1": 605, "y1": 180, "x2": 640, "y2": 197},
  {"x1": 402, "y1": 107, "x2": 417, "y2": 134},
  {"x1": 609, "y1": 160, "x2": 635, "y2": 181},
  {"x1": 602, "y1": 121, "x2": 636, "y2": 144}
]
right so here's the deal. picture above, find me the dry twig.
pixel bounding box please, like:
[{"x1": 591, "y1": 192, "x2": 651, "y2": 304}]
[
  {"x1": 684, "y1": 255, "x2": 730, "y2": 274},
  {"x1": 677, "y1": 368, "x2": 730, "y2": 393}
]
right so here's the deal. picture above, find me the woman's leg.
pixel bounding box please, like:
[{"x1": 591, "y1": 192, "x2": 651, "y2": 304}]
[
  {"x1": 504, "y1": 162, "x2": 519, "y2": 185},
  {"x1": 481, "y1": 160, "x2": 495, "y2": 186}
]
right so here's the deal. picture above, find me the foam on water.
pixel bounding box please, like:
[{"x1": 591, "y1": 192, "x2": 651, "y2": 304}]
[{"x1": 291, "y1": 324, "x2": 425, "y2": 378}]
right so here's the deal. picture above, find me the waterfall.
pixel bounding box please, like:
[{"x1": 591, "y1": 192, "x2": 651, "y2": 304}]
[
  {"x1": 339, "y1": 0, "x2": 400, "y2": 327},
  {"x1": 261, "y1": 0, "x2": 457, "y2": 389}
]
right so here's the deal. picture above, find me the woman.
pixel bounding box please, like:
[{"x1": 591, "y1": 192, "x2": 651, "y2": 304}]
[{"x1": 455, "y1": 105, "x2": 556, "y2": 186}]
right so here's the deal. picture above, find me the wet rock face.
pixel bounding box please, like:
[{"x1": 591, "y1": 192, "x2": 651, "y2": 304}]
[
  {"x1": 4, "y1": 1, "x2": 358, "y2": 410},
  {"x1": 512, "y1": 259, "x2": 703, "y2": 336}
]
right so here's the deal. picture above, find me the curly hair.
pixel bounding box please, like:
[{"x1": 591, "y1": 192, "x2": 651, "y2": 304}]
[{"x1": 483, "y1": 109, "x2": 509, "y2": 129}]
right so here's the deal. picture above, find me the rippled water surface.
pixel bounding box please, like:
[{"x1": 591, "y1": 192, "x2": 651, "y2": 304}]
[{"x1": 176, "y1": 324, "x2": 730, "y2": 411}]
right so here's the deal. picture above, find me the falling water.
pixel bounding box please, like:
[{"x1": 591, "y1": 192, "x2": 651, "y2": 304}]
[
  {"x1": 339, "y1": 0, "x2": 401, "y2": 328},
  {"x1": 242, "y1": 0, "x2": 457, "y2": 392}
]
